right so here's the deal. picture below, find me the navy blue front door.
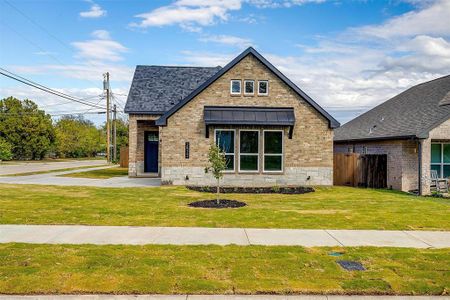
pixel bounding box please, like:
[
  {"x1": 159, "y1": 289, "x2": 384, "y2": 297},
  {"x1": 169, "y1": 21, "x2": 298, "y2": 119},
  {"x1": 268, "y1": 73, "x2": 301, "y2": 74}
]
[{"x1": 144, "y1": 131, "x2": 159, "y2": 173}]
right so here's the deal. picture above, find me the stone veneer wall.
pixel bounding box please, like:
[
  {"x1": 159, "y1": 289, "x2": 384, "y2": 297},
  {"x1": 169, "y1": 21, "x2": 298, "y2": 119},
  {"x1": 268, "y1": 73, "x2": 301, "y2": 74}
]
[
  {"x1": 334, "y1": 140, "x2": 419, "y2": 192},
  {"x1": 128, "y1": 114, "x2": 160, "y2": 177},
  {"x1": 158, "y1": 54, "x2": 334, "y2": 186}
]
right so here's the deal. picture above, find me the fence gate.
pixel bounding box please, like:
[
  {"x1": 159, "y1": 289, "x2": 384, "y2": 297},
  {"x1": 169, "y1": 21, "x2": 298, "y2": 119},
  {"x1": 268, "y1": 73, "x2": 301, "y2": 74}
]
[
  {"x1": 334, "y1": 153, "x2": 387, "y2": 189},
  {"x1": 119, "y1": 146, "x2": 129, "y2": 168}
]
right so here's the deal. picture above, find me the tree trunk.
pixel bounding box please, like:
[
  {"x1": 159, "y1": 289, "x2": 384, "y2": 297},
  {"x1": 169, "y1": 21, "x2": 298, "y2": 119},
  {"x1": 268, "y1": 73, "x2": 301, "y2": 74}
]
[{"x1": 216, "y1": 177, "x2": 220, "y2": 205}]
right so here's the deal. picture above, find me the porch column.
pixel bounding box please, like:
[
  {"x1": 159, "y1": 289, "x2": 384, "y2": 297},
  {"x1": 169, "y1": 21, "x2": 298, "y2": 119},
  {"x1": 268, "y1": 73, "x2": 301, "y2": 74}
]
[
  {"x1": 128, "y1": 116, "x2": 138, "y2": 177},
  {"x1": 419, "y1": 138, "x2": 431, "y2": 195}
]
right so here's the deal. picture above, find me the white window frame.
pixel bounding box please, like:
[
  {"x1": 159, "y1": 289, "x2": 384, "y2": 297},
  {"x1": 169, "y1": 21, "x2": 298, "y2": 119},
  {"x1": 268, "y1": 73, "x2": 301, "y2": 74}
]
[
  {"x1": 238, "y1": 129, "x2": 260, "y2": 173},
  {"x1": 214, "y1": 129, "x2": 236, "y2": 173},
  {"x1": 258, "y1": 80, "x2": 269, "y2": 96},
  {"x1": 230, "y1": 80, "x2": 241, "y2": 95},
  {"x1": 244, "y1": 80, "x2": 255, "y2": 96},
  {"x1": 263, "y1": 130, "x2": 284, "y2": 173},
  {"x1": 431, "y1": 142, "x2": 450, "y2": 178}
]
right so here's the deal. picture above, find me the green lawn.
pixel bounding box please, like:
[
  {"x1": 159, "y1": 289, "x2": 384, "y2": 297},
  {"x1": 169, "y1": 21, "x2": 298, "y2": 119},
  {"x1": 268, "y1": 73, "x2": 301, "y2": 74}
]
[
  {"x1": 0, "y1": 184, "x2": 449, "y2": 230},
  {"x1": 59, "y1": 167, "x2": 128, "y2": 179},
  {"x1": 0, "y1": 244, "x2": 448, "y2": 295}
]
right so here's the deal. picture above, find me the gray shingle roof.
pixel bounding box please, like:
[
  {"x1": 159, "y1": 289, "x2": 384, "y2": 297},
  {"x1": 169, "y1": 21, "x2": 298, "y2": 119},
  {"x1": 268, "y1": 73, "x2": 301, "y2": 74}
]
[
  {"x1": 124, "y1": 65, "x2": 221, "y2": 114},
  {"x1": 334, "y1": 75, "x2": 450, "y2": 141}
]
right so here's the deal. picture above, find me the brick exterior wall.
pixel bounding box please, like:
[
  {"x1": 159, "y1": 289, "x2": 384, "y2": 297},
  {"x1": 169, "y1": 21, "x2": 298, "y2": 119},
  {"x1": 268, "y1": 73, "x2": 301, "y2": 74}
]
[
  {"x1": 334, "y1": 117, "x2": 450, "y2": 195},
  {"x1": 152, "y1": 54, "x2": 334, "y2": 186},
  {"x1": 128, "y1": 114, "x2": 160, "y2": 176},
  {"x1": 334, "y1": 140, "x2": 416, "y2": 191}
]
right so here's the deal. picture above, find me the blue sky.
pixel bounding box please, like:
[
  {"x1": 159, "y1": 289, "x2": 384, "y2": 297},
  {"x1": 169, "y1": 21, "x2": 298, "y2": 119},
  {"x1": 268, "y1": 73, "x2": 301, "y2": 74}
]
[{"x1": 1, "y1": 0, "x2": 449, "y2": 125}]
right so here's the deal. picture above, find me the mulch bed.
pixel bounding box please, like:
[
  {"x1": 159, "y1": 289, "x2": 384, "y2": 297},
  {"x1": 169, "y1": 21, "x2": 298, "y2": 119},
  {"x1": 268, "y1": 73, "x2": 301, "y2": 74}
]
[
  {"x1": 188, "y1": 199, "x2": 247, "y2": 208},
  {"x1": 187, "y1": 185, "x2": 314, "y2": 194}
]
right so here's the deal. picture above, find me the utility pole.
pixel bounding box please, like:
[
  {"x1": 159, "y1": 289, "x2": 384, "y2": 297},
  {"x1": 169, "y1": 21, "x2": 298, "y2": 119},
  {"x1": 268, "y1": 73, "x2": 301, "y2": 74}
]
[
  {"x1": 103, "y1": 72, "x2": 110, "y2": 163},
  {"x1": 113, "y1": 104, "x2": 117, "y2": 162}
]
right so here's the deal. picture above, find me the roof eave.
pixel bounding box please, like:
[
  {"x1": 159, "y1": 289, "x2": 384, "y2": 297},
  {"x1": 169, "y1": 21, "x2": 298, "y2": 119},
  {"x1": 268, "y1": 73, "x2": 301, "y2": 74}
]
[{"x1": 334, "y1": 135, "x2": 418, "y2": 143}]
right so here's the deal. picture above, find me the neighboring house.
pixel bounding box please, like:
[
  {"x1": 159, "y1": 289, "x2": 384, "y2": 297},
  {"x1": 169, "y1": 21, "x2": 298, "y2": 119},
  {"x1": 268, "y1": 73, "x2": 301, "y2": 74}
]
[
  {"x1": 124, "y1": 47, "x2": 339, "y2": 186},
  {"x1": 334, "y1": 75, "x2": 450, "y2": 195}
]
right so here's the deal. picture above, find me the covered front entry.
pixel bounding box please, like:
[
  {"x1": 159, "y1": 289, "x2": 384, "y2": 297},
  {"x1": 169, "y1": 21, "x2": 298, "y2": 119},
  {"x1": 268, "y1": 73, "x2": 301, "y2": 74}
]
[{"x1": 144, "y1": 131, "x2": 159, "y2": 173}]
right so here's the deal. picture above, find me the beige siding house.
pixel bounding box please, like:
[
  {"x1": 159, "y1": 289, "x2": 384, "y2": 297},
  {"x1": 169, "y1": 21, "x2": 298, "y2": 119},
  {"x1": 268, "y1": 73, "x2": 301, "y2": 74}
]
[
  {"x1": 125, "y1": 47, "x2": 339, "y2": 186},
  {"x1": 334, "y1": 75, "x2": 450, "y2": 195}
]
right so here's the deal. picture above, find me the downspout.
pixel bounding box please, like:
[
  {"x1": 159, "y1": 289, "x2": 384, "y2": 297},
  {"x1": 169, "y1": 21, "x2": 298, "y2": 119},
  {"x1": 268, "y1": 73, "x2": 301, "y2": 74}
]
[{"x1": 418, "y1": 140, "x2": 422, "y2": 195}]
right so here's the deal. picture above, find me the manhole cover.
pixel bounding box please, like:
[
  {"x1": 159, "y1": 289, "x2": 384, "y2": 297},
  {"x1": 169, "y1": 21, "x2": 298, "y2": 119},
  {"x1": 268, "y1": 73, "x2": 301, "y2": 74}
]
[
  {"x1": 328, "y1": 251, "x2": 344, "y2": 257},
  {"x1": 337, "y1": 260, "x2": 365, "y2": 271}
]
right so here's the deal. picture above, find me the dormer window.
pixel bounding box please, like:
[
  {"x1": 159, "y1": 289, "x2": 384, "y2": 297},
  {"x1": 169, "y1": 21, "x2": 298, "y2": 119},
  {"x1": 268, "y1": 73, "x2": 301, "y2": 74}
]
[
  {"x1": 230, "y1": 80, "x2": 241, "y2": 95},
  {"x1": 258, "y1": 80, "x2": 269, "y2": 96},
  {"x1": 244, "y1": 80, "x2": 254, "y2": 95}
]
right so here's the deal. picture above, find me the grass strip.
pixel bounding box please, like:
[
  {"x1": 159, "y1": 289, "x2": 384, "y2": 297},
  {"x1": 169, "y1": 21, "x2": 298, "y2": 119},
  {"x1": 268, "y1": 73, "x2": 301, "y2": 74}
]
[
  {"x1": 59, "y1": 167, "x2": 128, "y2": 179},
  {"x1": 0, "y1": 244, "x2": 448, "y2": 295}
]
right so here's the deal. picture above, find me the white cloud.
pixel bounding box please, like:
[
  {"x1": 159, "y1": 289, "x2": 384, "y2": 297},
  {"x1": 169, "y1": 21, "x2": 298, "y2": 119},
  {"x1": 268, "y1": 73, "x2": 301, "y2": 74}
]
[
  {"x1": 9, "y1": 63, "x2": 133, "y2": 83},
  {"x1": 247, "y1": 0, "x2": 326, "y2": 8},
  {"x1": 91, "y1": 30, "x2": 111, "y2": 40},
  {"x1": 71, "y1": 30, "x2": 128, "y2": 62},
  {"x1": 199, "y1": 34, "x2": 253, "y2": 48},
  {"x1": 130, "y1": 0, "x2": 241, "y2": 30},
  {"x1": 354, "y1": 0, "x2": 450, "y2": 39},
  {"x1": 80, "y1": 2, "x2": 107, "y2": 18}
]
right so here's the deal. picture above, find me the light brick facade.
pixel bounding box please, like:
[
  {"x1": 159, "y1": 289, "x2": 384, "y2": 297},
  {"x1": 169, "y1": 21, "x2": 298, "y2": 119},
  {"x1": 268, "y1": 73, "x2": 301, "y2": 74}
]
[{"x1": 128, "y1": 54, "x2": 335, "y2": 186}]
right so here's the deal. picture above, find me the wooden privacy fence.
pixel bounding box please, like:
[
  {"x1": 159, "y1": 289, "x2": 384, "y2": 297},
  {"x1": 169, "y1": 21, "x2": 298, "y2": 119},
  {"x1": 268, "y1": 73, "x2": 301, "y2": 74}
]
[
  {"x1": 120, "y1": 146, "x2": 129, "y2": 168},
  {"x1": 334, "y1": 153, "x2": 387, "y2": 188}
]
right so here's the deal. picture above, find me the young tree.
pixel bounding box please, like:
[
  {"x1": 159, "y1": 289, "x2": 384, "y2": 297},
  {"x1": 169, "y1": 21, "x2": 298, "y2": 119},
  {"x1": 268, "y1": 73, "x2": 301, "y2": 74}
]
[
  {"x1": 205, "y1": 143, "x2": 227, "y2": 204},
  {"x1": 0, "y1": 97, "x2": 55, "y2": 160},
  {"x1": 0, "y1": 137, "x2": 12, "y2": 161}
]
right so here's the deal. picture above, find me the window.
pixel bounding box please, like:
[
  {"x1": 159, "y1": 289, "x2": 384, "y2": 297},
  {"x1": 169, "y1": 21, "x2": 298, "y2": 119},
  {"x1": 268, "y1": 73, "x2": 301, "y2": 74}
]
[
  {"x1": 230, "y1": 80, "x2": 241, "y2": 95},
  {"x1": 264, "y1": 131, "x2": 283, "y2": 172},
  {"x1": 239, "y1": 130, "x2": 259, "y2": 172},
  {"x1": 258, "y1": 80, "x2": 268, "y2": 95},
  {"x1": 431, "y1": 143, "x2": 450, "y2": 178},
  {"x1": 244, "y1": 80, "x2": 254, "y2": 95},
  {"x1": 215, "y1": 129, "x2": 235, "y2": 171}
]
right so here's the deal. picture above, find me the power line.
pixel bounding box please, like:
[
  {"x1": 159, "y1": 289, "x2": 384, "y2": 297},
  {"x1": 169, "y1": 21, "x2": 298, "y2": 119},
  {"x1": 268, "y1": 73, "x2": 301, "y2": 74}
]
[{"x1": 0, "y1": 68, "x2": 105, "y2": 109}]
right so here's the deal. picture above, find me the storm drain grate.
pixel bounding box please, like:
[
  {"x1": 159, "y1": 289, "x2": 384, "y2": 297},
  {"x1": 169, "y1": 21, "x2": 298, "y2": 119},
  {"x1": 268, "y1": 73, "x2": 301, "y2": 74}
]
[{"x1": 337, "y1": 260, "x2": 365, "y2": 271}]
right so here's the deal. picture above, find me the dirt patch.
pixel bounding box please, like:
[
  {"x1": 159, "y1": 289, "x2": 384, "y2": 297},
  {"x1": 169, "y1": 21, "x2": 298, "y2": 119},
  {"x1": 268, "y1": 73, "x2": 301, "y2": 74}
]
[
  {"x1": 188, "y1": 199, "x2": 247, "y2": 208},
  {"x1": 187, "y1": 185, "x2": 314, "y2": 194}
]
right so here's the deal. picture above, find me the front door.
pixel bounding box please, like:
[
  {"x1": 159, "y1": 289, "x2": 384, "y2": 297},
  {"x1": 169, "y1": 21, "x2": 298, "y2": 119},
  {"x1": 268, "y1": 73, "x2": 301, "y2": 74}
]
[{"x1": 144, "y1": 131, "x2": 159, "y2": 173}]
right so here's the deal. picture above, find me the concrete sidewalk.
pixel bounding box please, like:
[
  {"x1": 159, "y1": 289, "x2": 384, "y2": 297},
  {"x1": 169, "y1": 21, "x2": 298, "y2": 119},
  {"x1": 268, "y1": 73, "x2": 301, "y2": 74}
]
[
  {"x1": 0, "y1": 160, "x2": 107, "y2": 176},
  {"x1": 1, "y1": 295, "x2": 447, "y2": 299},
  {"x1": 1, "y1": 225, "x2": 449, "y2": 248},
  {"x1": 0, "y1": 166, "x2": 160, "y2": 187}
]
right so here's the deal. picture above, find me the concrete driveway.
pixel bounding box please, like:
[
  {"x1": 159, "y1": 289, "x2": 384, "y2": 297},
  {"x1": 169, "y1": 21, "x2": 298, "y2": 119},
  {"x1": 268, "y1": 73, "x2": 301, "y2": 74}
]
[
  {"x1": 0, "y1": 159, "x2": 107, "y2": 176},
  {"x1": 0, "y1": 165, "x2": 161, "y2": 187}
]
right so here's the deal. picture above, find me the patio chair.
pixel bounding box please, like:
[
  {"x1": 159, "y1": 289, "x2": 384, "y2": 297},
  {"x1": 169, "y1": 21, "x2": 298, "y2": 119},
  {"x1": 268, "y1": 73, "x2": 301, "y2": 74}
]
[{"x1": 430, "y1": 170, "x2": 449, "y2": 193}]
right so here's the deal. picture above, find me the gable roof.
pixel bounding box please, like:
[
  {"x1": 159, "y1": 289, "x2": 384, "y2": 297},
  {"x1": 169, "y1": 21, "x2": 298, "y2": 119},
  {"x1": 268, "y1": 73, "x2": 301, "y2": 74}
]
[
  {"x1": 334, "y1": 75, "x2": 450, "y2": 142},
  {"x1": 155, "y1": 47, "x2": 339, "y2": 128},
  {"x1": 124, "y1": 65, "x2": 221, "y2": 114}
]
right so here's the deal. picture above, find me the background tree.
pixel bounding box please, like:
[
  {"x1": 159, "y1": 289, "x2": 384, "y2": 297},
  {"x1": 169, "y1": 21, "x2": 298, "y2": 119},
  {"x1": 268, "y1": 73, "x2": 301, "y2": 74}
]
[
  {"x1": 54, "y1": 115, "x2": 103, "y2": 158},
  {"x1": 0, "y1": 137, "x2": 12, "y2": 161},
  {"x1": 101, "y1": 117, "x2": 128, "y2": 161},
  {"x1": 0, "y1": 96, "x2": 55, "y2": 160},
  {"x1": 205, "y1": 143, "x2": 227, "y2": 204}
]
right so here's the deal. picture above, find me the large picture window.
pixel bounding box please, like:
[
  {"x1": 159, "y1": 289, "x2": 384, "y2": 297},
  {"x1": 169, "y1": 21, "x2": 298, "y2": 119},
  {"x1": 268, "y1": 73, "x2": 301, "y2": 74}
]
[
  {"x1": 239, "y1": 130, "x2": 259, "y2": 172},
  {"x1": 431, "y1": 143, "x2": 450, "y2": 178},
  {"x1": 264, "y1": 130, "x2": 283, "y2": 172},
  {"x1": 215, "y1": 129, "x2": 235, "y2": 171}
]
